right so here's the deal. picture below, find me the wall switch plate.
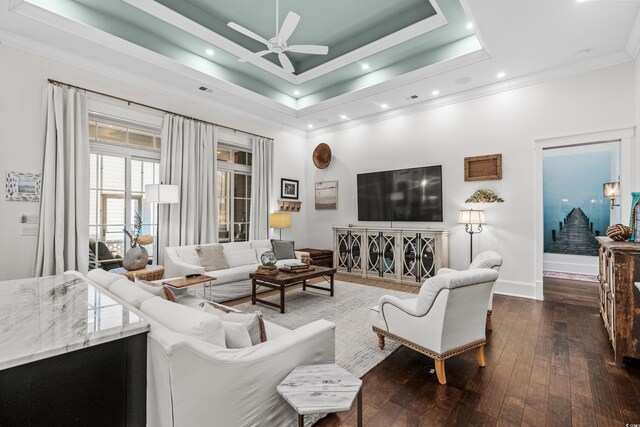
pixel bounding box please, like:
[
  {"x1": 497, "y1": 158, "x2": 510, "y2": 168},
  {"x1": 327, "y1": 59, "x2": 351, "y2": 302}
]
[{"x1": 22, "y1": 225, "x2": 38, "y2": 236}]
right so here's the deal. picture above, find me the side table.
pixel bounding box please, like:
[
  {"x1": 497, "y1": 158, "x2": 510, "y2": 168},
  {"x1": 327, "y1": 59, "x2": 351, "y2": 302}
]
[
  {"x1": 111, "y1": 265, "x2": 165, "y2": 282},
  {"x1": 277, "y1": 364, "x2": 362, "y2": 427}
]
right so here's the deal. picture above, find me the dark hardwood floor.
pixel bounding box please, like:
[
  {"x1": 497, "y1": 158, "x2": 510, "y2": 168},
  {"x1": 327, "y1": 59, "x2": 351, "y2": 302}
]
[
  {"x1": 300, "y1": 276, "x2": 640, "y2": 427},
  {"x1": 543, "y1": 277, "x2": 599, "y2": 308}
]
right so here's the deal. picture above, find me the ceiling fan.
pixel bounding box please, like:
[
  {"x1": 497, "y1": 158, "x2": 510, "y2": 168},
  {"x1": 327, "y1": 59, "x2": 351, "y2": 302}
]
[{"x1": 227, "y1": 0, "x2": 329, "y2": 73}]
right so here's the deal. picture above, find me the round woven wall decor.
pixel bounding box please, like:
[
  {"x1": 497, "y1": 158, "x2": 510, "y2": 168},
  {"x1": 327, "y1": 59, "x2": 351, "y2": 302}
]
[
  {"x1": 606, "y1": 224, "x2": 632, "y2": 241},
  {"x1": 312, "y1": 143, "x2": 332, "y2": 169}
]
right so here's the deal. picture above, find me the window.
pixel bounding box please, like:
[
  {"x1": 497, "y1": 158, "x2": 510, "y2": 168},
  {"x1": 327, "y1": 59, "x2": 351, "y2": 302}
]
[
  {"x1": 217, "y1": 144, "x2": 252, "y2": 243},
  {"x1": 89, "y1": 117, "x2": 161, "y2": 269}
]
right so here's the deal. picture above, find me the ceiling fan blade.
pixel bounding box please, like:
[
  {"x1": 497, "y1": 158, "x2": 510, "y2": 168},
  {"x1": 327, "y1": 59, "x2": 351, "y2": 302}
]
[
  {"x1": 278, "y1": 53, "x2": 295, "y2": 73},
  {"x1": 278, "y1": 12, "x2": 300, "y2": 43},
  {"x1": 228, "y1": 22, "x2": 269, "y2": 46},
  {"x1": 239, "y1": 50, "x2": 271, "y2": 62},
  {"x1": 286, "y1": 45, "x2": 329, "y2": 55}
]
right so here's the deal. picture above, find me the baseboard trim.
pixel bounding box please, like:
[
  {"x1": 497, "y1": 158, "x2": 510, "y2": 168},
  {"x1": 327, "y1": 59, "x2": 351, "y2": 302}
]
[{"x1": 494, "y1": 279, "x2": 538, "y2": 301}]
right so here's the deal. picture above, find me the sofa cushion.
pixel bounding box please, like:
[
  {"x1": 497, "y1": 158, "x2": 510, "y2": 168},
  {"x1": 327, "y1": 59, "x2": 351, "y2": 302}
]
[
  {"x1": 224, "y1": 249, "x2": 257, "y2": 268},
  {"x1": 201, "y1": 301, "x2": 267, "y2": 344},
  {"x1": 271, "y1": 240, "x2": 295, "y2": 260},
  {"x1": 222, "y1": 321, "x2": 252, "y2": 348},
  {"x1": 140, "y1": 297, "x2": 226, "y2": 348},
  {"x1": 221, "y1": 241, "x2": 252, "y2": 252},
  {"x1": 176, "y1": 246, "x2": 200, "y2": 266},
  {"x1": 250, "y1": 240, "x2": 272, "y2": 249},
  {"x1": 135, "y1": 279, "x2": 164, "y2": 296},
  {"x1": 109, "y1": 279, "x2": 155, "y2": 309},
  {"x1": 207, "y1": 264, "x2": 256, "y2": 285},
  {"x1": 195, "y1": 244, "x2": 228, "y2": 271},
  {"x1": 87, "y1": 269, "x2": 123, "y2": 289}
]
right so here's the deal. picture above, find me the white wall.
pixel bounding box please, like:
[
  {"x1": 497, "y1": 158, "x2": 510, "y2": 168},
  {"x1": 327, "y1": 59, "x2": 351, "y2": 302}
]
[
  {"x1": 0, "y1": 45, "x2": 307, "y2": 280},
  {"x1": 306, "y1": 63, "x2": 636, "y2": 299}
]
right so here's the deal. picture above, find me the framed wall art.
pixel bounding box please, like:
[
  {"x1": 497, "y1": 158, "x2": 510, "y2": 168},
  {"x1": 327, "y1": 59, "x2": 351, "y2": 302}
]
[
  {"x1": 6, "y1": 171, "x2": 41, "y2": 202},
  {"x1": 464, "y1": 153, "x2": 502, "y2": 182},
  {"x1": 315, "y1": 181, "x2": 338, "y2": 210},
  {"x1": 281, "y1": 178, "x2": 299, "y2": 200}
]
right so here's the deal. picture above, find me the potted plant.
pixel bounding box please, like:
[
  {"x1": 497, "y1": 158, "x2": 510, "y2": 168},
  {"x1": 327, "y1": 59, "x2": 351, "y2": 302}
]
[{"x1": 122, "y1": 212, "x2": 154, "y2": 271}]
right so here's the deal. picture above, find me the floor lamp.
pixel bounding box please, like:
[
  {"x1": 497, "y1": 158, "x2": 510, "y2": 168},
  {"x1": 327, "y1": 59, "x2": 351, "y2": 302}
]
[
  {"x1": 145, "y1": 184, "x2": 180, "y2": 264},
  {"x1": 459, "y1": 209, "x2": 486, "y2": 264},
  {"x1": 270, "y1": 213, "x2": 291, "y2": 240}
]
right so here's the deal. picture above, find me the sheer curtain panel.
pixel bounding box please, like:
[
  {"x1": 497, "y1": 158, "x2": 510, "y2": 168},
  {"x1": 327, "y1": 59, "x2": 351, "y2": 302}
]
[
  {"x1": 34, "y1": 84, "x2": 89, "y2": 276},
  {"x1": 159, "y1": 114, "x2": 217, "y2": 263},
  {"x1": 249, "y1": 136, "x2": 273, "y2": 240}
]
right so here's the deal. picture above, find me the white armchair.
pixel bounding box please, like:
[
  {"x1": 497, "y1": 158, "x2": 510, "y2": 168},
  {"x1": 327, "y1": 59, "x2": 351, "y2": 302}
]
[
  {"x1": 370, "y1": 268, "x2": 499, "y2": 385},
  {"x1": 437, "y1": 251, "x2": 502, "y2": 330}
]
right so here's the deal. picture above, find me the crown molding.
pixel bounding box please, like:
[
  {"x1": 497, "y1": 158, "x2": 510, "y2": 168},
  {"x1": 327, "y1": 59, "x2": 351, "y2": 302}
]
[
  {"x1": 625, "y1": 8, "x2": 640, "y2": 59},
  {"x1": 0, "y1": 29, "x2": 310, "y2": 138},
  {"x1": 122, "y1": 0, "x2": 447, "y2": 85},
  {"x1": 308, "y1": 51, "x2": 633, "y2": 137}
]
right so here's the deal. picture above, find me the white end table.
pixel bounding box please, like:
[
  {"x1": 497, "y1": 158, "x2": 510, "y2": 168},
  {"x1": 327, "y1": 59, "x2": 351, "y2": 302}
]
[{"x1": 277, "y1": 364, "x2": 362, "y2": 427}]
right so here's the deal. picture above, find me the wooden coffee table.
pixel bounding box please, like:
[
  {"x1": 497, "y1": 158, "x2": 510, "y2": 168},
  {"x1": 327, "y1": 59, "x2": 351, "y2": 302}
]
[{"x1": 250, "y1": 266, "x2": 337, "y2": 313}]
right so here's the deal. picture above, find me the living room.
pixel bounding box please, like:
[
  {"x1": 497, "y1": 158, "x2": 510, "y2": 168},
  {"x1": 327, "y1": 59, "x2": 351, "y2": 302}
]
[{"x1": 1, "y1": 0, "x2": 640, "y2": 426}]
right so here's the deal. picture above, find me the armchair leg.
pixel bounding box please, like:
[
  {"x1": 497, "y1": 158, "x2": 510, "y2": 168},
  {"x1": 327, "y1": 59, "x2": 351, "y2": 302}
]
[
  {"x1": 477, "y1": 345, "x2": 486, "y2": 367},
  {"x1": 434, "y1": 359, "x2": 447, "y2": 385},
  {"x1": 486, "y1": 310, "x2": 493, "y2": 331},
  {"x1": 377, "y1": 333, "x2": 385, "y2": 350}
]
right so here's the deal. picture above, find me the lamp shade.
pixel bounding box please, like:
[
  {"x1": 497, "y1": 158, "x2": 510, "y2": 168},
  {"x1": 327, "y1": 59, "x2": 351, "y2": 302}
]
[
  {"x1": 458, "y1": 209, "x2": 486, "y2": 225},
  {"x1": 603, "y1": 182, "x2": 620, "y2": 198},
  {"x1": 145, "y1": 184, "x2": 180, "y2": 204},
  {"x1": 270, "y1": 213, "x2": 291, "y2": 229}
]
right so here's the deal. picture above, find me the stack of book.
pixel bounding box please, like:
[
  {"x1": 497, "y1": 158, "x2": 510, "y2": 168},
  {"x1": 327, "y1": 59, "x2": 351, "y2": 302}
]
[
  {"x1": 256, "y1": 265, "x2": 279, "y2": 276},
  {"x1": 281, "y1": 262, "x2": 310, "y2": 272}
]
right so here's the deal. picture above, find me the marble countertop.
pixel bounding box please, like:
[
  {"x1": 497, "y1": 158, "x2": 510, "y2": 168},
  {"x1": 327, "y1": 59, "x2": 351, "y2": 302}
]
[
  {"x1": 277, "y1": 364, "x2": 362, "y2": 415},
  {"x1": 0, "y1": 273, "x2": 149, "y2": 371}
]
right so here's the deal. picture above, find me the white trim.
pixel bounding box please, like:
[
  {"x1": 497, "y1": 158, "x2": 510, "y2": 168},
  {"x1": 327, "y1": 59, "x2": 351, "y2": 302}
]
[
  {"x1": 626, "y1": 8, "x2": 640, "y2": 59},
  {"x1": 494, "y1": 279, "x2": 537, "y2": 301},
  {"x1": 121, "y1": 0, "x2": 448, "y2": 84},
  {"x1": 533, "y1": 127, "x2": 636, "y2": 303},
  {"x1": 307, "y1": 51, "x2": 633, "y2": 136}
]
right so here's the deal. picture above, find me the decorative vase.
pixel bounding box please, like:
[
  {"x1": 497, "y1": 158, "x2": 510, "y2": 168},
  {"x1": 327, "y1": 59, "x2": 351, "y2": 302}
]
[
  {"x1": 260, "y1": 250, "x2": 277, "y2": 267},
  {"x1": 123, "y1": 246, "x2": 149, "y2": 271}
]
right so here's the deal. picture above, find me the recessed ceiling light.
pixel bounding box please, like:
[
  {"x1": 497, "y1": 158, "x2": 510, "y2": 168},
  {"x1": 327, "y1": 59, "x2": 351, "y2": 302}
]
[
  {"x1": 206, "y1": 49, "x2": 214, "y2": 56},
  {"x1": 466, "y1": 22, "x2": 473, "y2": 30},
  {"x1": 496, "y1": 71, "x2": 506, "y2": 79},
  {"x1": 308, "y1": 124, "x2": 314, "y2": 129},
  {"x1": 380, "y1": 104, "x2": 388, "y2": 109},
  {"x1": 339, "y1": 114, "x2": 348, "y2": 120},
  {"x1": 361, "y1": 63, "x2": 370, "y2": 70},
  {"x1": 294, "y1": 90, "x2": 300, "y2": 96},
  {"x1": 432, "y1": 90, "x2": 440, "y2": 96}
]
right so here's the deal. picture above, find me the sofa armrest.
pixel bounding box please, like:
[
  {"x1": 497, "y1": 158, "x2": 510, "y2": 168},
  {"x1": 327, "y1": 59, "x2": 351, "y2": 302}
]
[
  {"x1": 436, "y1": 267, "x2": 458, "y2": 276},
  {"x1": 294, "y1": 250, "x2": 310, "y2": 261},
  {"x1": 164, "y1": 255, "x2": 205, "y2": 278}
]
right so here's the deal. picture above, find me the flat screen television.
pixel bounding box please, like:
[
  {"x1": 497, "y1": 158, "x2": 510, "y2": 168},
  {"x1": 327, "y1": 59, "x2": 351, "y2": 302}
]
[{"x1": 357, "y1": 165, "x2": 443, "y2": 222}]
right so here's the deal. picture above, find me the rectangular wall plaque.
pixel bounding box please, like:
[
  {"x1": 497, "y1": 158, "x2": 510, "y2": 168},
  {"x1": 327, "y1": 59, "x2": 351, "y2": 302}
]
[{"x1": 464, "y1": 154, "x2": 502, "y2": 182}]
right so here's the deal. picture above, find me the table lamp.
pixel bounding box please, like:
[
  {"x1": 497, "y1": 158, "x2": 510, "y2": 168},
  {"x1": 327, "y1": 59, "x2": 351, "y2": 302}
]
[
  {"x1": 459, "y1": 209, "x2": 486, "y2": 264},
  {"x1": 270, "y1": 213, "x2": 291, "y2": 240}
]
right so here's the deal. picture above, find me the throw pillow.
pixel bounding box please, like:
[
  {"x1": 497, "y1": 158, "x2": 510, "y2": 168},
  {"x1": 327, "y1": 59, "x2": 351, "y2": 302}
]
[
  {"x1": 221, "y1": 321, "x2": 252, "y2": 348},
  {"x1": 109, "y1": 279, "x2": 155, "y2": 309},
  {"x1": 201, "y1": 301, "x2": 267, "y2": 344},
  {"x1": 271, "y1": 239, "x2": 296, "y2": 260},
  {"x1": 162, "y1": 286, "x2": 177, "y2": 303},
  {"x1": 195, "y1": 244, "x2": 228, "y2": 271},
  {"x1": 140, "y1": 297, "x2": 226, "y2": 348},
  {"x1": 224, "y1": 249, "x2": 258, "y2": 267}
]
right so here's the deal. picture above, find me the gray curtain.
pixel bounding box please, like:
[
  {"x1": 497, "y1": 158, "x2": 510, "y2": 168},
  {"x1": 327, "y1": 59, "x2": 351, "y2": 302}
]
[
  {"x1": 249, "y1": 136, "x2": 273, "y2": 240},
  {"x1": 159, "y1": 114, "x2": 217, "y2": 263},
  {"x1": 34, "y1": 84, "x2": 89, "y2": 276}
]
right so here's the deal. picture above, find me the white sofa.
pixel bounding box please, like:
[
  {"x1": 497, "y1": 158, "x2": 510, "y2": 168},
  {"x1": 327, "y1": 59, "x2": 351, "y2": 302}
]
[
  {"x1": 370, "y1": 268, "x2": 499, "y2": 385},
  {"x1": 164, "y1": 240, "x2": 309, "y2": 302},
  {"x1": 78, "y1": 269, "x2": 336, "y2": 427}
]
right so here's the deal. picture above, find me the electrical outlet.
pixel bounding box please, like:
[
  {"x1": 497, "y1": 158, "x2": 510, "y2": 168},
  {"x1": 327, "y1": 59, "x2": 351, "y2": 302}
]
[{"x1": 22, "y1": 225, "x2": 38, "y2": 236}]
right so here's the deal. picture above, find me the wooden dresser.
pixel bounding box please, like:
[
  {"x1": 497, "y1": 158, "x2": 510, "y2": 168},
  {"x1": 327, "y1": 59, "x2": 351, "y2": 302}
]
[{"x1": 597, "y1": 236, "x2": 640, "y2": 364}]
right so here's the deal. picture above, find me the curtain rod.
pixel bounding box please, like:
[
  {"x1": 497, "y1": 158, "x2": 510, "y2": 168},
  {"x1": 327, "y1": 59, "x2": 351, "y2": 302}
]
[{"x1": 47, "y1": 79, "x2": 274, "y2": 141}]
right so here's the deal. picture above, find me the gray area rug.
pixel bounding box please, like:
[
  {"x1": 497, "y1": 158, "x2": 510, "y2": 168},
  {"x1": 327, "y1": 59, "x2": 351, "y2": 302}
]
[{"x1": 235, "y1": 280, "x2": 415, "y2": 378}]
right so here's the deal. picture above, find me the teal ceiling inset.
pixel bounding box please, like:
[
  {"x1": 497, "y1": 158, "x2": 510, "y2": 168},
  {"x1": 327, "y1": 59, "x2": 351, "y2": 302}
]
[{"x1": 24, "y1": 0, "x2": 481, "y2": 110}]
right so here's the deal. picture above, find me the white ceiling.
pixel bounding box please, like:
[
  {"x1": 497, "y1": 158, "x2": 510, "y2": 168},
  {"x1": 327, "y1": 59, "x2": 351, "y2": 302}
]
[{"x1": 1, "y1": 0, "x2": 640, "y2": 133}]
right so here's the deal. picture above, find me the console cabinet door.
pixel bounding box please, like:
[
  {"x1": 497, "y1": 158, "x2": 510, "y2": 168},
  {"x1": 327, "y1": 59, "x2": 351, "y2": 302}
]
[
  {"x1": 366, "y1": 231, "x2": 398, "y2": 280},
  {"x1": 335, "y1": 230, "x2": 351, "y2": 272}
]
